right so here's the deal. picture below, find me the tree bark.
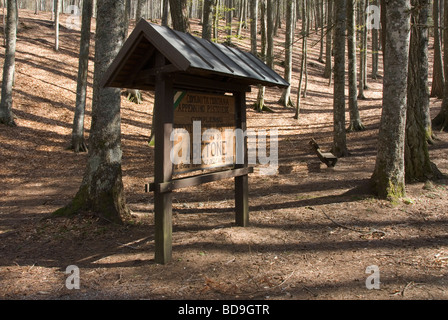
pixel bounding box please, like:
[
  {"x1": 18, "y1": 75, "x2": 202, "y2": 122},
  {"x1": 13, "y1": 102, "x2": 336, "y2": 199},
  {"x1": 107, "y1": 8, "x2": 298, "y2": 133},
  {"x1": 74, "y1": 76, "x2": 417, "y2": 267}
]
[
  {"x1": 372, "y1": 0, "x2": 379, "y2": 79},
  {"x1": 136, "y1": 0, "x2": 145, "y2": 21},
  {"x1": 225, "y1": 0, "x2": 233, "y2": 45},
  {"x1": 169, "y1": 0, "x2": 189, "y2": 32},
  {"x1": 71, "y1": 0, "x2": 93, "y2": 153},
  {"x1": 266, "y1": 0, "x2": 274, "y2": 68},
  {"x1": 431, "y1": 0, "x2": 445, "y2": 98},
  {"x1": 254, "y1": 0, "x2": 266, "y2": 112},
  {"x1": 54, "y1": 0, "x2": 130, "y2": 223},
  {"x1": 405, "y1": 0, "x2": 435, "y2": 182},
  {"x1": 162, "y1": 0, "x2": 169, "y2": 27},
  {"x1": 249, "y1": 0, "x2": 258, "y2": 55},
  {"x1": 318, "y1": 0, "x2": 324, "y2": 63},
  {"x1": 295, "y1": 0, "x2": 307, "y2": 120},
  {"x1": 279, "y1": 0, "x2": 295, "y2": 108},
  {"x1": 202, "y1": 0, "x2": 215, "y2": 40},
  {"x1": 54, "y1": 0, "x2": 60, "y2": 51},
  {"x1": 347, "y1": 0, "x2": 365, "y2": 132},
  {"x1": 323, "y1": 0, "x2": 333, "y2": 79},
  {"x1": 0, "y1": 0, "x2": 17, "y2": 127},
  {"x1": 433, "y1": 0, "x2": 448, "y2": 131},
  {"x1": 371, "y1": 0, "x2": 411, "y2": 200},
  {"x1": 358, "y1": 0, "x2": 367, "y2": 99},
  {"x1": 332, "y1": 0, "x2": 349, "y2": 157},
  {"x1": 302, "y1": 0, "x2": 309, "y2": 99}
]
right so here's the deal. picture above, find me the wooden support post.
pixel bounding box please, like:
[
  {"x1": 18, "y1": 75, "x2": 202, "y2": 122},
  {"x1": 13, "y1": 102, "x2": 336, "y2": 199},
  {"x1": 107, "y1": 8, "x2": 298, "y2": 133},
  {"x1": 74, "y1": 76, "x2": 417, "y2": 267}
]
[
  {"x1": 234, "y1": 91, "x2": 249, "y2": 227},
  {"x1": 153, "y1": 55, "x2": 174, "y2": 264}
]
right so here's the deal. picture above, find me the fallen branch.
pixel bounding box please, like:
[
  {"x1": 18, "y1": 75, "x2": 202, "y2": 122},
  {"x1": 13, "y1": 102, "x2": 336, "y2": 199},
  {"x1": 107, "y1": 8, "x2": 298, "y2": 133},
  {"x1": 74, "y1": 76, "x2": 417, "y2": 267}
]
[{"x1": 321, "y1": 209, "x2": 387, "y2": 238}]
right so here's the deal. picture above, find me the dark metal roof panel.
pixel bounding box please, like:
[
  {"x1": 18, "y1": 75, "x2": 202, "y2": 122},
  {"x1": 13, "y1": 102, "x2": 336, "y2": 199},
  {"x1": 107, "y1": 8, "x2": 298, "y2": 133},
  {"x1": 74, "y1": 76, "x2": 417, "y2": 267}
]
[
  {"x1": 148, "y1": 22, "x2": 288, "y2": 88},
  {"x1": 103, "y1": 20, "x2": 289, "y2": 90}
]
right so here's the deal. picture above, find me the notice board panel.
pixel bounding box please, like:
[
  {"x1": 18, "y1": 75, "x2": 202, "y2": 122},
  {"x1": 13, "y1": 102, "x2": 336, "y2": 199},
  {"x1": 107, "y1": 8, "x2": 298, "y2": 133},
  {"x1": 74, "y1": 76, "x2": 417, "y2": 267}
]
[{"x1": 173, "y1": 91, "x2": 236, "y2": 174}]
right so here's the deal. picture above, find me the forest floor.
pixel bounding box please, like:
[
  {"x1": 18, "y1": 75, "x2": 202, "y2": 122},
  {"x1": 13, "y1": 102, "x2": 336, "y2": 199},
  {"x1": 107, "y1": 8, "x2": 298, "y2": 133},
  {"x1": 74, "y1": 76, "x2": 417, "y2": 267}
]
[{"x1": 1, "y1": 10, "x2": 448, "y2": 301}]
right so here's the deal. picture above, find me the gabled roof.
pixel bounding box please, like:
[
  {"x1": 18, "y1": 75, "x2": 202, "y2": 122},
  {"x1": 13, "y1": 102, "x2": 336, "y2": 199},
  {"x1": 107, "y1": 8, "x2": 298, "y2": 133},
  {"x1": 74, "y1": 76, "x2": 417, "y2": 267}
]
[{"x1": 102, "y1": 19, "x2": 289, "y2": 92}]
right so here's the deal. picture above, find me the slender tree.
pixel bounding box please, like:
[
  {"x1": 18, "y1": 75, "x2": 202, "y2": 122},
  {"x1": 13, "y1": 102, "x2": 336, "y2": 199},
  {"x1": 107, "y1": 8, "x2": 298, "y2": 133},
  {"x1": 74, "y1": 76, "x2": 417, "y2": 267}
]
[
  {"x1": 71, "y1": 0, "x2": 93, "y2": 153},
  {"x1": 302, "y1": 0, "x2": 310, "y2": 99},
  {"x1": 254, "y1": 0, "x2": 267, "y2": 112},
  {"x1": 54, "y1": 0, "x2": 130, "y2": 223},
  {"x1": 295, "y1": 0, "x2": 308, "y2": 120},
  {"x1": 279, "y1": 0, "x2": 295, "y2": 108},
  {"x1": 136, "y1": 0, "x2": 145, "y2": 21},
  {"x1": 54, "y1": 0, "x2": 60, "y2": 51},
  {"x1": 169, "y1": 0, "x2": 189, "y2": 32},
  {"x1": 162, "y1": 0, "x2": 169, "y2": 27},
  {"x1": 250, "y1": 0, "x2": 258, "y2": 55},
  {"x1": 347, "y1": 0, "x2": 365, "y2": 131},
  {"x1": 433, "y1": 0, "x2": 448, "y2": 131},
  {"x1": 332, "y1": 0, "x2": 349, "y2": 157},
  {"x1": 266, "y1": 0, "x2": 275, "y2": 68},
  {"x1": 431, "y1": 0, "x2": 445, "y2": 98},
  {"x1": 323, "y1": 0, "x2": 333, "y2": 79},
  {"x1": 358, "y1": 0, "x2": 367, "y2": 99},
  {"x1": 405, "y1": 0, "x2": 435, "y2": 181},
  {"x1": 202, "y1": 0, "x2": 215, "y2": 40},
  {"x1": 0, "y1": 0, "x2": 17, "y2": 126},
  {"x1": 362, "y1": 0, "x2": 369, "y2": 89},
  {"x1": 371, "y1": 0, "x2": 411, "y2": 200},
  {"x1": 318, "y1": 0, "x2": 325, "y2": 63},
  {"x1": 225, "y1": 0, "x2": 234, "y2": 45},
  {"x1": 371, "y1": 0, "x2": 379, "y2": 79}
]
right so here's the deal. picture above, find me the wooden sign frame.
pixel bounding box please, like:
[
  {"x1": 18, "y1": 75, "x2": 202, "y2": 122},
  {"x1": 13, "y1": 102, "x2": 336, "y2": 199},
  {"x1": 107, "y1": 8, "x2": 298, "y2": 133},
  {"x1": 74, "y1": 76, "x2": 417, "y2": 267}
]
[
  {"x1": 148, "y1": 53, "x2": 251, "y2": 264},
  {"x1": 101, "y1": 21, "x2": 288, "y2": 265}
]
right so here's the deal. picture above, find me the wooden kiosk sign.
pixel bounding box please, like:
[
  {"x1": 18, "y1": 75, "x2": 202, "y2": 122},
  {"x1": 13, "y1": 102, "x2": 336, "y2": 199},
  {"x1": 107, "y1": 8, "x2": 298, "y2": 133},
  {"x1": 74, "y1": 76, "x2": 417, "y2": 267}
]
[{"x1": 102, "y1": 20, "x2": 289, "y2": 264}]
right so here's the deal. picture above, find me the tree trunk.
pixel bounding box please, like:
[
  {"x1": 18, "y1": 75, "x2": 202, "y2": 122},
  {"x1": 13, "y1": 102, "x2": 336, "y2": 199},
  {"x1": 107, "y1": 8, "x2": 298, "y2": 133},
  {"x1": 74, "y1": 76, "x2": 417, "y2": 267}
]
[
  {"x1": 254, "y1": 0, "x2": 266, "y2": 112},
  {"x1": 295, "y1": 0, "x2": 307, "y2": 120},
  {"x1": 124, "y1": 0, "x2": 131, "y2": 37},
  {"x1": 323, "y1": 0, "x2": 333, "y2": 79},
  {"x1": 54, "y1": 0, "x2": 130, "y2": 223},
  {"x1": 347, "y1": 0, "x2": 365, "y2": 131},
  {"x1": 362, "y1": 0, "x2": 369, "y2": 89},
  {"x1": 169, "y1": 0, "x2": 189, "y2": 32},
  {"x1": 162, "y1": 0, "x2": 169, "y2": 26},
  {"x1": 273, "y1": 0, "x2": 281, "y2": 36},
  {"x1": 358, "y1": 0, "x2": 367, "y2": 99},
  {"x1": 431, "y1": 0, "x2": 445, "y2": 98},
  {"x1": 213, "y1": 0, "x2": 219, "y2": 41},
  {"x1": 279, "y1": 0, "x2": 295, "y2": 108},
  {"x1": 372, "y1": 0, "x2": 379, "y2": 79},
  {"x1": 302, "y1": 0, "x2": 309, "y2": 99},
  {"x1": 332, "y1": 0, "x2": 349, "y2": 157},
  {"x1": 249, "y1": 0, "x2": 258, "y2": 55},
  {"x1": 318, "y1": 0, "x2": 324, "y2": 63},
  {"x1": 136, "y1": 0, "x2": 145, "y2": 21},
  {"x1": 433, "y1": 0, "x2": 448, "y2": 131},
  {"x1": 225, "y1": 0, "x2": 233, "y2": 45},
  {"x1": 0, "y1": 0, "x2": 17, "y2": 127},
  {"x1": 405, "y1": 0, "x2": 435, "y2": 182},
  {"x1": 71, "y1": 0, "x2": 93, "y2": 153},
  {"x1": 371, "y1": 0, "x2": 411, "y2": 200},
  {"x1": 381, "y1": 0, "x2": 386, "y2": 60},
  {"x1": 266, "y1": 0, "x2": 274, "y2": 68},
  {"x1": 202, "y1": 0, "x2": 215, "y2": 40},
  {"x1": 236, "y1": 0, "x2": 245, "y2": 37},
  {"x1": 54, "y1": 0, "x2": 60, "y2": 51}
]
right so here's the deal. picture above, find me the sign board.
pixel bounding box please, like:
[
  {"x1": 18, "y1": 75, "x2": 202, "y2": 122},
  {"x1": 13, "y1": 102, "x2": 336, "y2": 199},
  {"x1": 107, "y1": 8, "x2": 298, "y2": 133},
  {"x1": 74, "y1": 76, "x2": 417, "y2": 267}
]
[
  {"x1": 172, "y1": 91, "x2": 236, "y2": 174},
  {"x1": 102, "y1": 20, "x2": 289, "y2": 264}
]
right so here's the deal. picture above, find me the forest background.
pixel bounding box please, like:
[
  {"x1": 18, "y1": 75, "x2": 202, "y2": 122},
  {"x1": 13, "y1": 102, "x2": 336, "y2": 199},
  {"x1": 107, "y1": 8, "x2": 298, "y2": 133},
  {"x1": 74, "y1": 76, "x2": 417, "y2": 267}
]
[{"x1": 0, "y1": 0, "x2": 448, "y2": 300}]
